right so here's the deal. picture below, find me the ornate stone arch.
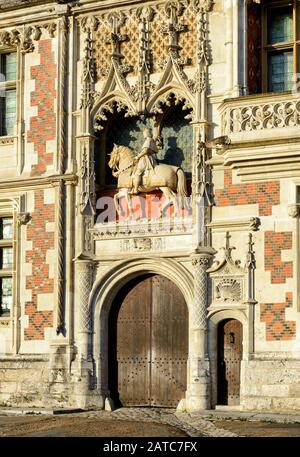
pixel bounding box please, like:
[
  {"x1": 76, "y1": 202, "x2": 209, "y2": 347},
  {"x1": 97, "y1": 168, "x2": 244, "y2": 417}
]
[
  {"x1": 147, "y1": 85, "x2": 195, "y2": 119},
  {"x1": 92, "y1": 94, "x2": 137, "y2": 132},
  {"x1": 88, "y1": 257, "x2": 194, "y2": 401}
]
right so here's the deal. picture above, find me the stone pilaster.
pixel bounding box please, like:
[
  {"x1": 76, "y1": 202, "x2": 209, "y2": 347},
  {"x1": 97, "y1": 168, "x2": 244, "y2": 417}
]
[
  {"x1": 186, "y1": 248, "x2": 214, "y2": 411},
  {"x1": 73, "y1": 256, "x2": 95, "y2": 408},
  {"x1": 75, "y1": 257, "x2": 94, "y2": 360}
]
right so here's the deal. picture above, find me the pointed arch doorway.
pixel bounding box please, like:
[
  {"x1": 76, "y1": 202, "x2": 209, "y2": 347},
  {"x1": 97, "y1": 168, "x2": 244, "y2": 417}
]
[{"x1": 108, "y1": 274, "x2": 188, "y2": 408}]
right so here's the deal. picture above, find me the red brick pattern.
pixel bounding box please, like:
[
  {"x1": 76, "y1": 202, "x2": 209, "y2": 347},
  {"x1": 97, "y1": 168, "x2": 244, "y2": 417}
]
[
  {"x1": 215, "y1": 169, "x2": 280, "y2": 216},
  {"x1": 25, "y1": 190, "x2": 55, "y2": 340},
  {"x1": 261, "y1": 293, "x2": 296, "y2": 341},
  {"x1": 265, "y1": 231, "x2": 293, "y2": 284},
  {"x1": 24, "y1": 39, "x2": 57, "y2": 340},
  {"x1": 27, "y1": 39, "x2": 57, "y2": 176}
]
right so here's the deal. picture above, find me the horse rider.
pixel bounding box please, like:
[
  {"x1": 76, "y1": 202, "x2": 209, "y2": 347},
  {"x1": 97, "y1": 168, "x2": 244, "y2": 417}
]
[{"x1": 130, "y1": 127, "x2": 158, "y2": 195}]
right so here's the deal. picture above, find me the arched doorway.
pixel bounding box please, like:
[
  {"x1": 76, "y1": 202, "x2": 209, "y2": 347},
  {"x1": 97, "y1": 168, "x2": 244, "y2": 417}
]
[
  {"x1": 108, "y1": 274, "x2": 188, "y2": 407},
  {"x1": 217, "y1": 319, "x2": 243, "y2": 406}
]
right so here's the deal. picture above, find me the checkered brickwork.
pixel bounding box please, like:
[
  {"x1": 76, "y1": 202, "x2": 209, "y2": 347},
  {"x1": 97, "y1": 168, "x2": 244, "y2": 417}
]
[
  {"x1": 261, "y1": 293, "x2": 296, "y2": 341},
  {"x1": 24, "y1": 39, "x2": 56, "y2": 340},
  {"x1": 265, "y1": 231, "x2": 293, "y2": 284},
  {"x1": 214, "y1": 169, "x2": 280, "y2": 216},
  {"x1": 28, "y1": 39, "x2": 56, "y2": 176},
  {"x1": 25, "y1": 190, "x2": 54, "y2": 340}
]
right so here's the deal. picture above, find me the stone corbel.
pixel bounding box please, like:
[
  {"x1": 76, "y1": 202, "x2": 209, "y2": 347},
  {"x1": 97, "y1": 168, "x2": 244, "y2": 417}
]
[
  {"x1": 288, "y1": 204, "x2": 300, "y2": 218},
  {"x1": 17, "y1": 212, "x2": 31, "y2": 225}
]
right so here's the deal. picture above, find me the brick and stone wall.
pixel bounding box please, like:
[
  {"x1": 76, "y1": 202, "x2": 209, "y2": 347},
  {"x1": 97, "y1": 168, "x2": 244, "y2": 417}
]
[
  {"x1": 22, "y1": 37, "x2": 57, "y2": 343},
  {"x1": 213, "y1": 167, "x2": 296, "y2": 344}
]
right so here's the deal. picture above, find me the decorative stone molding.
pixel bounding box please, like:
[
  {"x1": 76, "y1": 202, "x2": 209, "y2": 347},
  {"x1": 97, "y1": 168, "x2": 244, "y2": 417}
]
[
  {"x1": 288, "y1": 204, "x2": 300, "y2": 218},
  {"x1": 0, "y1": 0, "x2": 69, "y2": 10},
  {"x1": 207, "y1": 217, "x2": 261, "y2": 231},
  {"x1": 0, "y1": 137, "x2": 15, "y2": 146},
  {"x1": 221, "y1": 97, "x2": 300, "y2": 134}
]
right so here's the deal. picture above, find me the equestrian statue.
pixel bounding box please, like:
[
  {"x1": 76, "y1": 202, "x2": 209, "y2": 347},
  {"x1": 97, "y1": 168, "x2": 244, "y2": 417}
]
[{"x1": 108, "y1": 127, "x2": 188, "y2": 219}]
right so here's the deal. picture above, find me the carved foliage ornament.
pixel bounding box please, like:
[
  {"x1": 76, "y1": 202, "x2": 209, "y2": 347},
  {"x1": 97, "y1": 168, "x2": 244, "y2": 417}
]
[{"x1": 0, "y1": 23, "x2": 57, "y2": 53}]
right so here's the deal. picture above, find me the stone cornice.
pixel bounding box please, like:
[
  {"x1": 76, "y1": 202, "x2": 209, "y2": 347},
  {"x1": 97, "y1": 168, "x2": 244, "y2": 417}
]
[
  {"x1": 0, "y1": 173, "x2": 77, "y2": 191},
  {"x1": 0, "y1": 0, "x2": 69, "y2": 11}
]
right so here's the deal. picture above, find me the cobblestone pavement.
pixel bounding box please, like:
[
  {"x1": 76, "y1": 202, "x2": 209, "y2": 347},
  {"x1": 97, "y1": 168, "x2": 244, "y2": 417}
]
[
  {"x1": 0, "y1": 408, "x2": 237, "y2": 437},
  {"x1": 4, "y1": 407, "x2": 300, "y2": 437}
]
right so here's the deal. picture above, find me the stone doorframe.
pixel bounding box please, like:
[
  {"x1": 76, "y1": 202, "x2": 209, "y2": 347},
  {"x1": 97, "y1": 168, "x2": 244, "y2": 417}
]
[
  {"x1": 87, "y1": 256, "x2": 207, "y2": 411},
  {"x1": 208, "y1": 310, "x2": 249, "y2": 409}
]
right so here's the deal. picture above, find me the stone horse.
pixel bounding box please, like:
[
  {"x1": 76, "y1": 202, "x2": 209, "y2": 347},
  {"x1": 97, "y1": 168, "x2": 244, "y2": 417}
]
[{"x1": 108, "y1": 144, "x2": 188, "y2": 219}]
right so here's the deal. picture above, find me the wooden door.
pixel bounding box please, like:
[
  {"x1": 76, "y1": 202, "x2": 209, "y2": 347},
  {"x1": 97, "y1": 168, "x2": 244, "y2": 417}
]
[
  {"x1": 217, "y1": 319, "x2": 243, "y2": 406},
  {"x1": 109, "y1": 274, "x2": 188, "y2": 407}
]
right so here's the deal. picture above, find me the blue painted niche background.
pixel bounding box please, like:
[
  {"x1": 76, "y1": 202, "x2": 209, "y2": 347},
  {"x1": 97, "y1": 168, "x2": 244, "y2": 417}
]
[{"x1": 103, "y1": 105, "x2": 193, "y2": 185}]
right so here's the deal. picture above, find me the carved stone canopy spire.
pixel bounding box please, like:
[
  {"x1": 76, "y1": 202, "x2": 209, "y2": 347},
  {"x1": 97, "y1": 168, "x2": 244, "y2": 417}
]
[
  {"x1": 106, "y1": 12, "x2": 128, "y2": 62},
  {"x1": 222, "y1": 231, "x2": 236, "y2": 260},
  {"x1": 161, "y1": 1, "x2": 188, "y2": 58}
]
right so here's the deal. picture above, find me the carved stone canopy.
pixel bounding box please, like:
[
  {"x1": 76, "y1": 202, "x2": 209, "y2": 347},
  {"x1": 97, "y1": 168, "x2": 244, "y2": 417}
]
[
  {"x1": 208, "y1": 232, "x2": 247, "y2": 305},
  {"x1": 207, "y1": 232, "x2": 256, "y2": 311},
  {"x1": 208, "y1": 232, "x2": 245, "y2": 276}
]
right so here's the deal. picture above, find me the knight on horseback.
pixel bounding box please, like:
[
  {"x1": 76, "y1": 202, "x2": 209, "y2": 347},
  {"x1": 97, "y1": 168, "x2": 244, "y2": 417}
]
[{"x1": 130, "y1": 127, "x2": 158, "y2": 195}]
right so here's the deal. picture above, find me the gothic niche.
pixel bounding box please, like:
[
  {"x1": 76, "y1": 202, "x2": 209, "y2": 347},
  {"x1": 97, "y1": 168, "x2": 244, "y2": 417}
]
[{"x1": 94, "y1": 97, "x2": 193, "y2": 220}]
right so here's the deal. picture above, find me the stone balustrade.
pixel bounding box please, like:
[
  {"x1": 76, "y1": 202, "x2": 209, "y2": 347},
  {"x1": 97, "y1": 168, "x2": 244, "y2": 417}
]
[{"x1": 220, "y1": 92, "x2": 300, "y2": 142}]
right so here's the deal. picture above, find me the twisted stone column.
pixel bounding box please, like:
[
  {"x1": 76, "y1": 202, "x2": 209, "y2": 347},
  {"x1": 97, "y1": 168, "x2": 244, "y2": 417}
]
[{"x1": 186, "y1": 249, "x2": 214, "y2": 411}]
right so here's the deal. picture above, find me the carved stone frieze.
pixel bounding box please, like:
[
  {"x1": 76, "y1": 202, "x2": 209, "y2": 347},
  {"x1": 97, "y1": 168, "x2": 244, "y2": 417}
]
[
  {"x1": 92, "y1": 217, "x2": 193, "y2": 240},
  {"x1": 120, "y1": 237, "x2": 166, "y2": 252}
]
